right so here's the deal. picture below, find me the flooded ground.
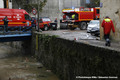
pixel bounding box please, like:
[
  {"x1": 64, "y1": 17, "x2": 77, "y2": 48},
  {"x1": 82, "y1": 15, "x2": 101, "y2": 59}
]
[{"x1": 0, "y1": 43, "x2": 59, "y2": 80}]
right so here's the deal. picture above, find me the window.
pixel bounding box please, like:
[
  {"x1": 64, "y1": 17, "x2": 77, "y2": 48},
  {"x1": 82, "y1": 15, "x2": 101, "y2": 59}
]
[
  {"x1": 4, "y1": 0, "x2": 7, "y2": 8},
  {"x1": 86, "y1": 0, "x2": 90, "y2": 4},
  {"x1": 96, "y1": 9, "x2": 100, "y2": 14},
  {"x1": 10, "y1": 0, "x2": 12, "y2": 2},
  {"x1": 90, "y1": 21, "x2": 99, "y2": 24},
  {"x1": 24, "y1": 14, "x2": 31, "y2": 21},
  {"x1": 42, "y1": 18, "x2": 51, "y2": 22}
]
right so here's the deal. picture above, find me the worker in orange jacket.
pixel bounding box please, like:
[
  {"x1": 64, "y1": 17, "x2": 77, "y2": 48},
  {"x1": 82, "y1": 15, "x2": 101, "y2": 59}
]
[{"x1": 102, "y1": 16, "x2": 115, "y2": 46}]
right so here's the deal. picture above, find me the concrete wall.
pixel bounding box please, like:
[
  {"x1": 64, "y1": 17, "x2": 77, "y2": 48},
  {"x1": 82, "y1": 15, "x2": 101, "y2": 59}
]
[
  {"x1": 9, "y1": 0, "x2": 12, "y2": 9},
  {"x1": 0, "y1": 0, "x2": 12, "y2": 8},
  {"x1": 32, "y1": 32, "x2": 120, "y2": 80},
  {"x1": 29, "y1": 0, "x2": 86, "y2": 28},
  {"x1": 12, "y1": 0, "x2": 87, "y2": 22},
  {"x1": 37, "y1": 0, "x2": 86, "y2": 22},
  {"x1": 0, "y1": 0, "x2": 4, "y2": 8},
  {"x1": 100, "y1": 0, "x2": 120, "y2": 41}
]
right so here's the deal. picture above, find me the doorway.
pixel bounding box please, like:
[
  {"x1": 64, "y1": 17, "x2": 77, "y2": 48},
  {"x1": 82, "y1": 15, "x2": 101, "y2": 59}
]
[{"x1": 4, "y1": 0, "x2": 9, "y2": 8}]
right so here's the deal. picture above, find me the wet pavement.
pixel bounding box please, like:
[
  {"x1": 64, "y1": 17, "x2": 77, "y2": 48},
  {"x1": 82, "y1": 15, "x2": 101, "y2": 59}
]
[
  {"x1": 38, "y1": 29, "x2": 120, "y2": 52},
  {"x1": 0, "y1": 43, "x2": 59, "y2": 80}
]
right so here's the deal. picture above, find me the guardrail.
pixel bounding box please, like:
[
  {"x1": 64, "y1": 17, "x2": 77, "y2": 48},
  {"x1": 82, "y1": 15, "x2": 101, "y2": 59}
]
[{"x1": 0, "y1": 25, "x2": 32, "y2": 35}]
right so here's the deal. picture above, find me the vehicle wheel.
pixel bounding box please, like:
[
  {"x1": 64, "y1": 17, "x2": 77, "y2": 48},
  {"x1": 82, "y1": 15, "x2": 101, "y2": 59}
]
[
  {"x1": 66, "y1": 23, "x2": 69, "y2": 29},
  {"x1": 53, "y1": 27, "x2": 57, "y2": 30},
  {"x1": 44, "y1": 25, "x2": 48, "y2": 31},
  {"x1": 80, "y1": 22, "x2": 87, "y2": 30},
  {"x1": 52, "y1": 24, "x2": 57, "y2": 30},
  {"x1": 91, "y1": 33, "x2": 95, "y2": 36}
]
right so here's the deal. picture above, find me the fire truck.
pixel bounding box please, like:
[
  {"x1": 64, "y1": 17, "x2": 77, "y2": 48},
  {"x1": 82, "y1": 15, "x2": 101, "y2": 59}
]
[{"x1": 62, "y1": 7, "x2": 100, "y2": 30}]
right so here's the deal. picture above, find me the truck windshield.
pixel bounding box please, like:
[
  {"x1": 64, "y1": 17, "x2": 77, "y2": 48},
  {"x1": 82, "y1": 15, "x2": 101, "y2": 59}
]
[
  {"x1": 25, "y1": 14, "x2": 32, "y2": 21},
  {"x1": 96, "y1": 9, "x2": 100, "y2": 14},
  {"x1": 64, "y1": 13, "x2": 78, "y2": 20},
  {"x1": 90, "y1": 21, "x2": 99, "y2": 24},
  {"x1": 42, "y1": 18, "x2": 51, "y2": 22}
]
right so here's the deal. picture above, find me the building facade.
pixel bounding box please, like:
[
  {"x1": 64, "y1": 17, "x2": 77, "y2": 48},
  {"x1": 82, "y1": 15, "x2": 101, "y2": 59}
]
[
  {"x1": 29, "y1": 0, "x2": 87, "y2": 21},
  {"x1": 100, "y1": 0, "x2": 120, "y2": 41},
  {"x1": 0, "y1": 0, "x2": 4, "y2": 8},
  {"x1": 0, "y1": 0, "x2": 12, "y2": 8}
]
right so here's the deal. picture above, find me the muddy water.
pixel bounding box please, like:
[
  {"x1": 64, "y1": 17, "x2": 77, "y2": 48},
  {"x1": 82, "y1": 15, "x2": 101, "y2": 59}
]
[{"x1": 0, "y1": 43, "x2": 59, "y2": 80}]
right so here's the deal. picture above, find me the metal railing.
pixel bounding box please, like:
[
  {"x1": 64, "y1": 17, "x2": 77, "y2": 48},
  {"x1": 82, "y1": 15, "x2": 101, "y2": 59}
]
[{"x1": 0, "y1": 25, "x2": 32, "y2": 35}]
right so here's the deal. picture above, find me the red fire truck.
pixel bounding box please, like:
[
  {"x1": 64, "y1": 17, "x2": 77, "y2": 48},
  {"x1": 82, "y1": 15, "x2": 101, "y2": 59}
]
[
  {"x1": 0, "y1": 8, "x2": 32, "y2": 27},
  {"x1": 62, "y1": 7, "x2": 100, "y2": 30}
]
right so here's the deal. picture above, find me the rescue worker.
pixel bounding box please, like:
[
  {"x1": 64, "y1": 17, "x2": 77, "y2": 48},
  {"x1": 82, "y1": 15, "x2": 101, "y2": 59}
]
[
  {"x1": 102, "y1": 16, "x2": 115, "y2": 46},
  {"x1": 72, "y1": 14, "x2": 75, "y2": 20},
  {"x1": 3, "y1": 16, "x2": 9, "y2": 32},
  {"x1": 63, "y1": 15, "x2": 66, "y2": 20},
  {"x1": 54, "y1": 18, "x2": 57, "y2": 22}
]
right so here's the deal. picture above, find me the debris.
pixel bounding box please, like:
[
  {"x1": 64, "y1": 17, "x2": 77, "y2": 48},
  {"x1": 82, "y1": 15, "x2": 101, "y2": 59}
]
[
  {"x1": 38, "y1": 75, "x2": 47, "y2": 77},
  {"x1": 63, "y1": 32, "x2": 70, "y2": 34},
  {"x1": 37, "y1": 66, "x2": 43, "y2": 69},
  {"x1": 46, "y1": 70, "x2": 51, "y2": 72}
]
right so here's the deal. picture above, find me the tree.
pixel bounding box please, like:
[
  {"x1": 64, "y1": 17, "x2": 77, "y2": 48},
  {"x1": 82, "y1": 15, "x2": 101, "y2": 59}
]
[
  {"x1": 12, "y1": 0, "x2": 47, "y2": 12},
  {"x1": 86, "y1": 0, "x2": 100, "y2": 8}
]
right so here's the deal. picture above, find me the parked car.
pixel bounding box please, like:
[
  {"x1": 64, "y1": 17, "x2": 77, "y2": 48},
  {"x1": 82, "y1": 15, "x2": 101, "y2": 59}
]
[
  {"x1": 87, "y1": 20, "x2": 100, "y2": 36},
  {"x1": 90, "y1": 27, "x2": 100, "y2": 36},
  {"x1": 39, "y1": 17, "x2": 51, "y2": 31},
  {"x1": 87, "y1": 20, "x2": 100, "y2": 33}
]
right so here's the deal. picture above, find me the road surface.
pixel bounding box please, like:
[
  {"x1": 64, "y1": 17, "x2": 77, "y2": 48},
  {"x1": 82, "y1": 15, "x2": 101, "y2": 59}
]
[{"x1": 39, "y1": 29, "x2": 120, "y2": 52}]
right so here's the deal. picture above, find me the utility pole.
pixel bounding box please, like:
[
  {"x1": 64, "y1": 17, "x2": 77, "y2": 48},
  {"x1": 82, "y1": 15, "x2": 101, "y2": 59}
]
[
  {"x1": 57, "y1": 0, "x2": 60, "y2": 29},
  {"x1": 37, "y1": 0, "x2": 40, "y2": 32},
  {"x1": 6, "y1": 0, "x2": 9, "y2": 8}
]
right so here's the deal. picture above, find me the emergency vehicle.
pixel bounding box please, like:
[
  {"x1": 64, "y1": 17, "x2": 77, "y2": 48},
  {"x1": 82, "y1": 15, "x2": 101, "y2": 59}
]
[
  {"x1": 39, "y1": 17, "x2": 51, "y2": 31},
  {"x1": 0, "y1": 8, "x2": 32, "y2": 28},
  {"x1": 62, "y1": 7, "x2": 100, "y2": 30}
]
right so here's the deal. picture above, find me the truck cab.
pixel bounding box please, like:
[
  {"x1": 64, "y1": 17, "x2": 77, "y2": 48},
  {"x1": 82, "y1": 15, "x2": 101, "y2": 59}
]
[{"x1": 94, "y1": 7, "x2": 100, "y2": 20}]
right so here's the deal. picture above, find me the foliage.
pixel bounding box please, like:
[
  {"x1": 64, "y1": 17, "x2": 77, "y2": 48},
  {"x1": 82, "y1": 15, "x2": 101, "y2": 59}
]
[
  {"x1": 86, "y1": 0, "x2": 100, "y2": 8},
  {"x1": 24, "y1": 0, "x2": 47, "y2": 12},
  {"x1": 12, "y1": 0, "x2": 47, "y2": 13}
]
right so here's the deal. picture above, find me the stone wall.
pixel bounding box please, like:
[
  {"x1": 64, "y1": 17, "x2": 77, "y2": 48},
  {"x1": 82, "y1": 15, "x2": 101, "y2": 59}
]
[
  {"x1": 32, "y1": 32, "x2": 120, "y2": 80},
  {"x1": 2, "y1": 40, "x2": 32, "y2": 56},
  {"x1": 100, "y1": 0, "x2": 120, "y2": 41}
]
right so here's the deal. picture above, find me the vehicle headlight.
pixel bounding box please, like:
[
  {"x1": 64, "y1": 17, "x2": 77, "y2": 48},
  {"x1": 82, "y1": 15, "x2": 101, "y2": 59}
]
[{"x1": 87, "y1": 26, "x2": 91, "y2": 29}]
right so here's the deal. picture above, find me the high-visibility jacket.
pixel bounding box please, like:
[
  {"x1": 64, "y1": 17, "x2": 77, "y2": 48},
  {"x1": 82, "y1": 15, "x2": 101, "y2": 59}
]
[
  {"x1": 102, "y1": 18, "x2": 115, "y2": 35},
  {"x1": 72, "y1": 14, "x2": 75, "y2": 19}
]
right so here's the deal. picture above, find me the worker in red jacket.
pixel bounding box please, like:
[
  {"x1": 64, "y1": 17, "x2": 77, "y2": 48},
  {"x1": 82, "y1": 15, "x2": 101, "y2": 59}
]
[{"x1": 102, "y1": 16, "x2": 115, "y2": 46}]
